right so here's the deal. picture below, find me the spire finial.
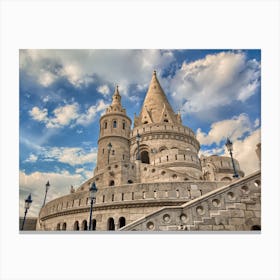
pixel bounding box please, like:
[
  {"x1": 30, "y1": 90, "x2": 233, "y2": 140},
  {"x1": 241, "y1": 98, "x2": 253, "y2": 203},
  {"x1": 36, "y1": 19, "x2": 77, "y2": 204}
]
[{"x1": 153, "y1": 70, "x2": 157, "y2": 76}]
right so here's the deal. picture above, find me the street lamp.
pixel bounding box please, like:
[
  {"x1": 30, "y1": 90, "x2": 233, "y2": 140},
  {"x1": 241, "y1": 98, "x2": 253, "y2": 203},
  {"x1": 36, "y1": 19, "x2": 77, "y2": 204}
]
[
  {"x1": 107, "y1": 142, "x2": 112, "y2": 164},
  {"x1": 42, "y1": 181, "x2": 50, "y2": 207},
  {"x1": 136, "y1": 133, "x2": 141, "y2": 160},
  {"x1": 225, "y1": 138, "x2": 239, "y2": 178},
  {"x1": 88, "y1": 182, "x2": 98, "y2": 230},
  {"x1": 21, "y1": 194, "x2": 32, "y2": 230}
]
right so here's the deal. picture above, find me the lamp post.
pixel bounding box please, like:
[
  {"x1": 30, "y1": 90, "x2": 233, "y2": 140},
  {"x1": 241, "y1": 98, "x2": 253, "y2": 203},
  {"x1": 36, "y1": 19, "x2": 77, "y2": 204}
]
[
  {"x1": 107, "y1": 142, "x2": 112, "y2": 164},
  {"x1": 88, "y1": 182, "x2": 98, "y2": 230},
  {"x1": 136, "y1": 133, "x2": 141, "y2": 160},
  {"x1": 225, "y1": 138, "x2": 239, "y2": 178},
  {"x1": 21, "y1": 194, "x2": 32, "y2": 230},
  {"x1": 42, "y1": 181, "x2": 50, "y2": 208}
]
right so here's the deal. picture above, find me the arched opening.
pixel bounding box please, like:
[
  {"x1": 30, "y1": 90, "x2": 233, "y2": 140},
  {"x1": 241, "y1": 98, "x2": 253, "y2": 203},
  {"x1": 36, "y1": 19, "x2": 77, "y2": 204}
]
[
  {"x1": 251, "y1": 225, "x2": 261, "y2": 230},
  {"x1": 140, "y1": 151, "x2": 150, "y2": 164},
  {"x1": 159, "y1": 146, "x2": 168, "y2": 152},
  {"x1": 91, "y1": 219, "x2": 96, "y2": 230},
  {"x1": 74, "y1": 221, "x2": 80, "y2": 231},
  {"x1": 143, "y1": 121, "x2": 148, "y2": 124},
  {"x1": 56, "y1": 223, "x2": 60, "y2": 230},
  {"x1": 109, "y1": 180, "x2": 115, "y2": 186},
  {"x1": 113, "y1": 120, "x2": 117, "y2": 128},
  {"x1": 107, "y1": 218, "x2": 115, "y2": 231},
  {"x1": 119, "y1": 217, "x2": 126, "y2": 228},
  {"x1": 62, "y1": 222, "x2": 67, "y2": 230},
  {"x1": 163, "y1": 119, "x2": 169, "y2": 122},
  {"x1": 82, "y1": 220, "x2": 88, "y2": 231},
  {"x1": 127, "y1": 180, "x2": 133, "y2": 184}
]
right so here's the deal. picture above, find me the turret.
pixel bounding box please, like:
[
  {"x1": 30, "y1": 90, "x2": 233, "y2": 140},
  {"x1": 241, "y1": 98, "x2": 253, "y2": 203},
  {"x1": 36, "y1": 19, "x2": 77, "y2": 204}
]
[{"x1": 95, "y1": 86, "x2": 132, "y2": 175}]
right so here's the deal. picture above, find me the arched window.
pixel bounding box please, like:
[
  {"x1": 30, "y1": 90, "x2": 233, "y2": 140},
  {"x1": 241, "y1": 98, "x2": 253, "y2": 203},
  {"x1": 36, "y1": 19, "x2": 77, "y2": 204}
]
[
  {"x1": 119, "y1": 217, "x2": 126, "y2": 228},
  {"x1": 82, "y1": 220, "x2": 88, "y2": 231},
  {"x1": 74, "y1": 221, "x2": 79, "y2": 231},
  {"x1": 109, "y1": 180, "x2": 115, "y2": 186},
  {"x1": 140, "y1": 151, "x2": 150, "y2": 164},
  {"x1": 56, "y1": 223, "x2": 60, "y2": 230},
  {"x1": 113, "y1": 120, "x2": 117, "y2": 128},
  {"x1": 104, "y1": 122, "x2": 107, "y2": 129},
  {"x1": 62, "y1": 222, "x2": 67, "y2": 230},
  {"x1": 122, "y1": 121, "x2": 126, "y2": 129},
  {"x1": 127, "y1": 180, "x2": 133, "y2": 184},
  {"x1": 107, "y1": 217, "x2": 115, "y2": 230},
  {"x1": 164, "y1": 119, "x2": 169, "y2": 122},
  {"x1": 92, "y1": 219, "x2": 96, "y2": 230}
]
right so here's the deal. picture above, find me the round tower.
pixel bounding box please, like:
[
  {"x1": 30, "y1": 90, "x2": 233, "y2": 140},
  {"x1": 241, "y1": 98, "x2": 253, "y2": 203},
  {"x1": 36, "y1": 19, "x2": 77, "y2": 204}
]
[{"x1": 95, "y1": 86, "x2": 131, "y2": 176}]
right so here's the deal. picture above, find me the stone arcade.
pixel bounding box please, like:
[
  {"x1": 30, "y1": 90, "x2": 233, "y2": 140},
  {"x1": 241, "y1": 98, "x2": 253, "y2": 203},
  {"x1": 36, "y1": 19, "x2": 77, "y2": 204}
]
[{"x1": 37, "y1": 71, "x2": 261, "y2": 231}]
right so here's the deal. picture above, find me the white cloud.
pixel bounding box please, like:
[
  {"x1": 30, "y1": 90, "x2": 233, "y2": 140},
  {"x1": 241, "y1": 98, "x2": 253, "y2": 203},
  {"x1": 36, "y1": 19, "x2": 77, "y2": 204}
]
[
  {"x1": 231, "y1": 128, "x2": 261, "y2": 175},
  {"x1": 19, "y1": 49, "x2": 175, "y2": 91},
  {"x1": 169, "y1": 51, "x2": 260, "y2": 114},
  {"x1": 76, "y1": 100, "x2": 109, "y2": 126},
  {"x1": 29, "y1": 100, "x2": 108, "y2": 128},
  {"x1": 197, "y1": 113, "x2": 253, "y2": 146},
  {"x1": 46, "y1": 103, "x2": 79, "y2": 128},
  {"x1": 42, "y1": 146, "x2": 97, "y2": 166},
  {"x1": 254, "y1": 118, "x2": 260, "y2": 128},
  {"x1": 97, "y1": 84, "x2": 110, "y2": 96},
  {"x1": 29, "y1": 107, "x2": 48, "y2": 122},
  {"x1": 19, "y1": 170, "x2": 86, "y2": 217},
  {"x1": 25, "y1": 154, "x2": 38, "y2": 163}
]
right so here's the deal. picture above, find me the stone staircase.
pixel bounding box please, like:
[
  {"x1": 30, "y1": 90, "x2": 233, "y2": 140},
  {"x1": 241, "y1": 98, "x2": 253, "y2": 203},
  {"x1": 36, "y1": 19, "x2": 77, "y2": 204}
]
[{"x1": 120, "y1": 170, "x2": 261, "y2": 231}]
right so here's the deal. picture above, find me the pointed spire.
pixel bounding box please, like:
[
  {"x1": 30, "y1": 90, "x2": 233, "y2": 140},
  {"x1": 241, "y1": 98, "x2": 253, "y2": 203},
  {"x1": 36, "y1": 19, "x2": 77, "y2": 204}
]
[
  {"x1": 111, "y1": 85, "x2": 121, "y2": 106},
  {"x1": 136, "y1": 70, "x2": 177, "y2": 125}
]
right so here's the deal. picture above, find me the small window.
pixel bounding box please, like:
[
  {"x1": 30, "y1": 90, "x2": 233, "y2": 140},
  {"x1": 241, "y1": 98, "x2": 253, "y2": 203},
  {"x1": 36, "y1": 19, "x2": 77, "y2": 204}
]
[
  {"x1": 103, "y1": 195, "x2": 105, "y2": 202},
  {"x1": 112, "y1": 150, "x2": 115, "y2": 155},
  {"x1": 121, "y1": 193, "x2": 124, "y2": 201},
  {"x1": 154, "y1": 191, "x2": 157, "y2": 199},
  {"x1": 167, "y1": 156, "x2": 169, "y2": 161},
  {"x1": 123, "y1": 154, "x2": 125, "y2": 160},
  {"x1": 175, "y1": 155, "x2": 177, "y2": 160},
  {"x1": 104, "y1": 122, "x2": 107, "y2": 129},
  {"x1": 164, "y1": 119, "x2": 169, "y2": 122},
  {"x1": 113, "y1": 120, "x2": 117, "y2": 128},
  {"x1": 102, "y1": 148, "x2": 104, "y2": 154},
  {"x1": 112, "y1": 194, "x2": 114, "y2": 201},
  {"x1": 122, "y1": 121, "x2": 126, "y2": 129},
  {"x1": 132, "y1": 192, "x2": 134, "y2": 200},
  {"x1": 143, "y1": 191, "x2": 146, "y2": 199}
]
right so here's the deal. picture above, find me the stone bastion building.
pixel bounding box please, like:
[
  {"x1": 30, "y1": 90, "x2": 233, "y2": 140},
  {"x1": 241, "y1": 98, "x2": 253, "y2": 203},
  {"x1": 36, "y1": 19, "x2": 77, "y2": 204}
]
[{"x1": 37, "y1": 71, "x2": 261, "y2": 231}]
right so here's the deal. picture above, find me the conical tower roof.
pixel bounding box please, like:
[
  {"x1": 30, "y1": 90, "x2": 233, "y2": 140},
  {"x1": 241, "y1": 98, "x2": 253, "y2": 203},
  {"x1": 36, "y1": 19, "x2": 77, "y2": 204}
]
[
  {"x1": 135, "y1": 71, "x2": 178, "y2": 126},
  {"x1": 105, "y1": 85, "x2": 126, "y2": 115}
]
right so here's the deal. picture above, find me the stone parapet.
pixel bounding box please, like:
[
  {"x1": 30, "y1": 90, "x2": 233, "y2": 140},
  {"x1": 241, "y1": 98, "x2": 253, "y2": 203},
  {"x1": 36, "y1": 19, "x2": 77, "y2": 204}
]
[{"x1": 120, "y1": 170, "x2": 261, "y2": 231}]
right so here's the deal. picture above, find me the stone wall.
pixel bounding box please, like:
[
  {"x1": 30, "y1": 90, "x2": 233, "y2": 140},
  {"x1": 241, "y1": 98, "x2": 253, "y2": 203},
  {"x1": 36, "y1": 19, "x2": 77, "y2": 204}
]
[
  {"x1": 120, "y1": 170, "x2": 261, "y2": 231},
  {"x1": 37, "y1": 180, "x2": 226, "y2": 231}
]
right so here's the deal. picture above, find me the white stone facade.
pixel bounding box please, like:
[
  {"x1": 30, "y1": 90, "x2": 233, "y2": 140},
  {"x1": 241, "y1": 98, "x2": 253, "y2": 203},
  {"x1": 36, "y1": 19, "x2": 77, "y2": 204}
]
[{"x1": 37, "y1": 71, "x2": 260, "y2": 231}]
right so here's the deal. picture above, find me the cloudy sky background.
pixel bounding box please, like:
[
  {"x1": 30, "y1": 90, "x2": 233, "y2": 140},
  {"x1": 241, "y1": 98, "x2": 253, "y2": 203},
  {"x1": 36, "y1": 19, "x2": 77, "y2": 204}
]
[{"x1": 19, "y1": 49, "x2": 261, "y2": 217}]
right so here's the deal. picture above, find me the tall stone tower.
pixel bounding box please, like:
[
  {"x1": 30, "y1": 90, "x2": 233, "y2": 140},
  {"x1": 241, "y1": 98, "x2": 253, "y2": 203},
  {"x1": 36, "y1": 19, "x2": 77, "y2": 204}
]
[
  {"x1": 94, "y1": 86, "x2": 132, "y2": 186},
  {"x1": 131, "y1": 71, "x2": 202, "y2": 180}
]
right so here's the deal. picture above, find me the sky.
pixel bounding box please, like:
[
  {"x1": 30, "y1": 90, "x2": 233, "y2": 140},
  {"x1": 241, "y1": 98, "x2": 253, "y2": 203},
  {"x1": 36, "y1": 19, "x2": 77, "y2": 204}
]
[{"x1": 19, "y1": 49, "x2": 261, "y2": 217}]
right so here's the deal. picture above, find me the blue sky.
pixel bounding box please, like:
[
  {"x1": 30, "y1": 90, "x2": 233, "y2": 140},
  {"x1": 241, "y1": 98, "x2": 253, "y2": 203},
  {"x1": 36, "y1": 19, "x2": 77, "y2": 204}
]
[{"x1": 19, "y1": 49, "x2": 261, "y2": 216}]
